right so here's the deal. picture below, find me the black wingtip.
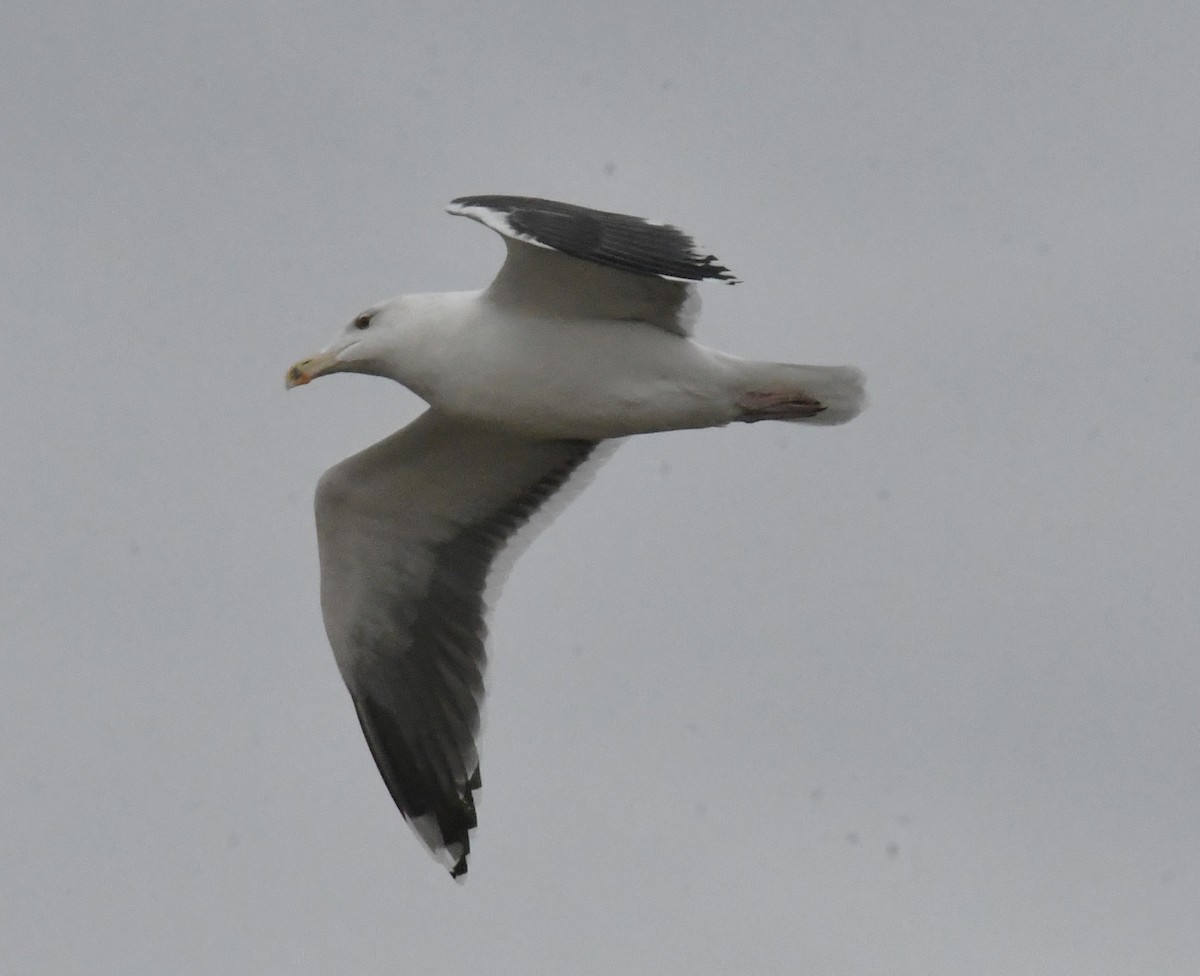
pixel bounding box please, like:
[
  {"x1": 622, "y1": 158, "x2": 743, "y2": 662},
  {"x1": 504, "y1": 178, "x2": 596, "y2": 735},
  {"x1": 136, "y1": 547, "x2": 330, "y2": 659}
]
[
  {"x1": 701, "y1": 254, "x2": 740, "y2": 285},
  {"x1": 351, "y1": 693, "x2": 482, "y2": 879}
]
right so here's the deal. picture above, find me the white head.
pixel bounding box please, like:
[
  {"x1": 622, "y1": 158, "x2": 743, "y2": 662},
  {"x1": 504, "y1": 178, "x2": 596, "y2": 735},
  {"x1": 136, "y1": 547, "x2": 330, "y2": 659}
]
[{"x1": 285, "y1": 299, "x2": 409, "y2": 388}]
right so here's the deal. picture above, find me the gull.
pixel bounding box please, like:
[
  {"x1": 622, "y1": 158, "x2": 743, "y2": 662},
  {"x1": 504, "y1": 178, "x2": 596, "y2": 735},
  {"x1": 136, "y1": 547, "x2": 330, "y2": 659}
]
[{"x1": 286, "y1": 195, "x2": 865, "y2": 878}]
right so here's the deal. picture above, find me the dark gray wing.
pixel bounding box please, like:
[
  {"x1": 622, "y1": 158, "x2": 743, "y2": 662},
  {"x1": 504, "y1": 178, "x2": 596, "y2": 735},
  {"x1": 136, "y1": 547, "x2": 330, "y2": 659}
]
[
  {"x1": 315, "y1": 410, "x2": 599, "y2": 878},
  {"x1": 447, "y1": 196, "x2": 737, "y2": 336},
  {"x1": 447, "y1": 195, "x2": 738, "y2": 283}
]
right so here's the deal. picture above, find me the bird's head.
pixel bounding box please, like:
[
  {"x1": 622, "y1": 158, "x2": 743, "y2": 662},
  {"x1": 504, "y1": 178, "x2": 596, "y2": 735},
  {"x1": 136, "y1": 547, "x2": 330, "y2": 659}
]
[{"x1": 285, "y1": 301, "x2": 405, "y2": 388}]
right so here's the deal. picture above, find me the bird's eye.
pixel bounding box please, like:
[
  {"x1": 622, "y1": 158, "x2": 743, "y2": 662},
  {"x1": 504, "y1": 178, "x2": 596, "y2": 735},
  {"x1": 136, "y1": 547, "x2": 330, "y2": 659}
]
[{"x1": 353, "y1": 314, "x2": 373, "y2": 330}]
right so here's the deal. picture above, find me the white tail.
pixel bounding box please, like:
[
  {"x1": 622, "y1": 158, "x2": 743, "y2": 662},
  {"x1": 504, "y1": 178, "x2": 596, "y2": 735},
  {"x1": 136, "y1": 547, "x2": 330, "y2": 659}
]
[{"x1": 735, "y1": 362, "x2": 866, "y2": 426}]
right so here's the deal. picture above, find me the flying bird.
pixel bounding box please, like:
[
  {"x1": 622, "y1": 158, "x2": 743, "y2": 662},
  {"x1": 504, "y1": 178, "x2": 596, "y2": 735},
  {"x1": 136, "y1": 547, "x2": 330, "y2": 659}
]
[{"x1": 286, "y1": 195, "x2": 865, "y2": 878}]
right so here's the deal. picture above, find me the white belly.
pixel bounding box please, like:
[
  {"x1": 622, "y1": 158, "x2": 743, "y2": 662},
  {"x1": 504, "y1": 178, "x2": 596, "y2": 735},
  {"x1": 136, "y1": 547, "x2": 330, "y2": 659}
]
[{"x1": 427, "y1": 309, "x2": 744, "y2": 440}]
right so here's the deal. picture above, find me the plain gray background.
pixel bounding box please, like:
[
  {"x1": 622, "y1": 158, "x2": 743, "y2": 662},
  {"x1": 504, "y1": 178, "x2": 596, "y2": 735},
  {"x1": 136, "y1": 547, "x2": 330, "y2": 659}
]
[{"x1": 4, "y1": 1, "x2": 1198, "y2": 973}]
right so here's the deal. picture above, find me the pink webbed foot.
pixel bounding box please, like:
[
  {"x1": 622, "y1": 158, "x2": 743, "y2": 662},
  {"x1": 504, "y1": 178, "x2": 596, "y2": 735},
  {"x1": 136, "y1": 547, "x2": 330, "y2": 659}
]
[{"x1": 737, "y1": 390, "x2": 827, "y2": 422}]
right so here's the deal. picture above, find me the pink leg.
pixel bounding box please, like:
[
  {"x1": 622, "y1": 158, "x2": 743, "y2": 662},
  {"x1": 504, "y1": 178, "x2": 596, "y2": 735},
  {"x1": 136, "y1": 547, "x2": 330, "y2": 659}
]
[{"x1": 737, "y1": 390, "x2": 826, "y2": 422}]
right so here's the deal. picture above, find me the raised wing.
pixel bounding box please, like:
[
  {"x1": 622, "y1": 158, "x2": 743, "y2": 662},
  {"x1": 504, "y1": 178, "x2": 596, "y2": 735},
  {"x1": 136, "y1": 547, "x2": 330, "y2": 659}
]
[
  {"x1": 447, "y1": 195, "x2": 738, "y2": 283},
  {"x1": 315, "y1": 410, "x2": 598, "y2": 878},
  {"x1": 447, "y1": 195, "x2": 738, "y2": 335}
]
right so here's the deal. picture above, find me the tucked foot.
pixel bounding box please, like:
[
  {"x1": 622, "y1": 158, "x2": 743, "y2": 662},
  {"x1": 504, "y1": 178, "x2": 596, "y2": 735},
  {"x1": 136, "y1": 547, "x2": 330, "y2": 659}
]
[{"x1": 737, "y1": 390, "x2": 827, "y2": 422}]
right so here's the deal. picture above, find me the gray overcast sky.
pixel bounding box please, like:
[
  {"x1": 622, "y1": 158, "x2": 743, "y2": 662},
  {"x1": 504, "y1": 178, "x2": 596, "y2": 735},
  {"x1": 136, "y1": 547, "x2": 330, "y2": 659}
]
[{"x1": 4, "y1": 1, "x2": 1198, "y2": 973}]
